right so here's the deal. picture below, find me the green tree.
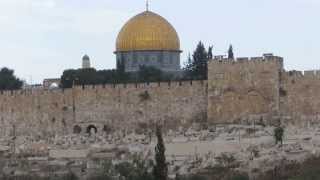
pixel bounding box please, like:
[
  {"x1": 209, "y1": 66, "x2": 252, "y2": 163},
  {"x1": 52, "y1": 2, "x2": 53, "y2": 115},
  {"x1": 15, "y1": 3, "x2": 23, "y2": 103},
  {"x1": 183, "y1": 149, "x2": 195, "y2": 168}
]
[
  {"x1": 97, "y1": 69, "x2": 119, "y2": 84},
  {"x1": 138, "y1": 66, "x2": 166, "y2": 82},
  {"x1": 0, "y1": 67, "x2": 23, "y2": 90},
  {"x1": 115, "y1": 158, "x2": 153, "y2": 180},
  {"x1": 274, "y1": 127, "x2": 284, "y2": 145},
  {"x1": 76, "y1": 68, "x2": 101, "y2": 85},
  {"x1": 60, "y1": 65, "x2": 176, "y2": 89},
  {"x1": 60, "y1": 68, "x2": 122, "y2": 88},
  {"x1": 116, "y1": 59, "x2": 131, "y2": 83},
  {"x1": 153, "y1": 125, "x2": 168, "y2": 180},
  {"x1": 208, "y1": 46, "x2": 213, "y2": 60},
  {"x1": 228, "y1": 45, "x2": 234, "y2": 59},
  {"x1": 184, "y1": 41, "x2": 210, "y2": 80},
  {"x1": 116, "y1": 162, "x2": 135, "y2": 179},
  {"x1": 60, "y1": 69, "x2": 79, "y2": 88}
]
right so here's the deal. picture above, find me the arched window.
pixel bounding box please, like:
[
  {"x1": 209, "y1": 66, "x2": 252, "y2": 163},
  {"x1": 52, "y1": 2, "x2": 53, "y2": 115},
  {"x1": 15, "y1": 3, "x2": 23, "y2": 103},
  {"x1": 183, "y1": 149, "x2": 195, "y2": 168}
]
[
  {"x1": 73, "y1": 125, "x2": 82, "y2": 134},
  {"x1": 86, "y1": 125, "x2": 98, "y2": 135},
  {"x1": 103, "y1": 125, "x2": 112, "y2": 134}
]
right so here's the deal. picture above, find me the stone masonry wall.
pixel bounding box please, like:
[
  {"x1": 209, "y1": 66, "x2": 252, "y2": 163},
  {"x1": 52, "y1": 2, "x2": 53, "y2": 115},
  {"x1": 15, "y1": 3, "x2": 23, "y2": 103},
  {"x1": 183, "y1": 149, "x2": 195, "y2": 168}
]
[
  {"x1": 3, "y1": 54, "x2": 320, "y2": 137},
  {"x1": 0, "y1": 81, "x2": 207, "y2": 137},
  {"x1": 280, "y1": 70, "x2": 320, "y2": 125},
  {"x1": 207, "y1": 55, "x2": 284, "y2": 124}
]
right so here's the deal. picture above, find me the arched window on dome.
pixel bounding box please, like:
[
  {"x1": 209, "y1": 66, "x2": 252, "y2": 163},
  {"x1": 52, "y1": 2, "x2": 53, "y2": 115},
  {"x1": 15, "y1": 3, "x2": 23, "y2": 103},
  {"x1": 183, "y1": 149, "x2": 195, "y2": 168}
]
[
  {"x1": 163, "y1": 53, "x2": 170, "y2": 65},
  {"x1": 138, "y1": 55, "x2": 145, "y2": 63},
  {"x1": 150, "y1": 55, "x2": 157, "y2": 62},
  {"x1": 133, "y1": 58, "x2": 138, "y2": 66}
]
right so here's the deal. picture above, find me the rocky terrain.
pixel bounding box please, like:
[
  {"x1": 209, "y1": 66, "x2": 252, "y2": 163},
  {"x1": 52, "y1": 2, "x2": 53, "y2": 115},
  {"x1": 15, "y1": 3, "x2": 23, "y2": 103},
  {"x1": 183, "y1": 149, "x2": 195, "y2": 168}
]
[{"x1": 0, "y1": 123, "x2": 319, "y2": 179}]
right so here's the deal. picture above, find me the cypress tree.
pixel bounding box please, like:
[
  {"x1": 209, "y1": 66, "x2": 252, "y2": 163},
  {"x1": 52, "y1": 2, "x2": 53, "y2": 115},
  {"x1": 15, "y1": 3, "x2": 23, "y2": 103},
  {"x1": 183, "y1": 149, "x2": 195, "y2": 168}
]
[
  {"x1": 208, "y1": 46, "x2": 213, "y2": 60},
  {"x1": 153, "y1": 125, "x2": 168, "y2": 180},
  {"x1": 184, "y1": 41, "x2": 209, "y2": 80},
  {"x1": 274, "y1": 127, "x2": 284, "y2": 146},
  {"x1": 228, "y1": 45, "x2": 234, "y2": 59}
]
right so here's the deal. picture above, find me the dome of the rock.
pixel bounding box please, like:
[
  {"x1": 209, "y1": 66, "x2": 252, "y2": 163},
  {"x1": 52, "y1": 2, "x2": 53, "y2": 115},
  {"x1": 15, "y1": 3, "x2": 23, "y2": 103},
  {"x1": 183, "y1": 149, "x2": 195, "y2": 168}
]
[
  {"x1": 115, "y1": 10, "x2": 181, "y2": 72},
  {"x1": 116, "y1": 11, "x2": 180, "y2": 52}
]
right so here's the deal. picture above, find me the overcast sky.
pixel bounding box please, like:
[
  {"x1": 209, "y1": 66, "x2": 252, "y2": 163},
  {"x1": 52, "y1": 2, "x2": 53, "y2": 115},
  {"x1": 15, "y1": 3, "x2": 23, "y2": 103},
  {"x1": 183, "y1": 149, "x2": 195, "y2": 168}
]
[{"x1": 0, "y1": 0, "x2": 319, "y2": 83}]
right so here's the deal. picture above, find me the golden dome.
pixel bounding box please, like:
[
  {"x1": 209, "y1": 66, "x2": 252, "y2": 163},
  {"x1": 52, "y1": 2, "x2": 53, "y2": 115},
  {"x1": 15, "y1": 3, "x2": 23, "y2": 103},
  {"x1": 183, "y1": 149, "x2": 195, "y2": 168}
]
[{"x1": 116, "y1": 11, "x2": 180, "y2": 52}]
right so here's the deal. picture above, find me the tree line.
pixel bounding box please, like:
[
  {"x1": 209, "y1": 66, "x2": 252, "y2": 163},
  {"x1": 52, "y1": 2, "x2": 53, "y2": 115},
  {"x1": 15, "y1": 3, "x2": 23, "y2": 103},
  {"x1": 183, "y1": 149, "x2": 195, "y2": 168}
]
[
  {"x1": 0, "y1": 67, "x2": 23, "y2": 91},
  {"x1": 60, "y1": 65, "x2": 175, "y2": 88},
  {"x1": 0, "y1": 42, "x2": 235, "y2": 90},
  {"x1": 60, "y1": 42, "x2": 235, "y2": 88}
]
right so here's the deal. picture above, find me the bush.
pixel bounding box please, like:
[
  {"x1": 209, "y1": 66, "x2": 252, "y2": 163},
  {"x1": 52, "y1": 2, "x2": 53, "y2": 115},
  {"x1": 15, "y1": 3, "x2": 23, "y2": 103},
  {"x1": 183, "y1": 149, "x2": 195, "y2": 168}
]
[
  {"x1": 274, "y1": 127, "x2": 284, "y2": 145},
  {"x1": 188, "y1": 174, "x2": 207, "y2": 180},
  {"x1": 115, "y1": 159, "x2": 154, "y2": 180},
  {"x1": 230, "y1": 173, "x2": 249, "y2": 180},
  {"x1": 215, "y1": 153, "x2": 239, "y2": 169}
]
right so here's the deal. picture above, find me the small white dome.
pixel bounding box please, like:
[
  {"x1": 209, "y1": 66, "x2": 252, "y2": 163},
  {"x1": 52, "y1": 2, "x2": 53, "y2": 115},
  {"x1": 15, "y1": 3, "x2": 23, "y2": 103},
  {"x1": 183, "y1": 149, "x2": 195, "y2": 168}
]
[{"x1": 49, "y1": 82, "x2": 59, "y2": 89}]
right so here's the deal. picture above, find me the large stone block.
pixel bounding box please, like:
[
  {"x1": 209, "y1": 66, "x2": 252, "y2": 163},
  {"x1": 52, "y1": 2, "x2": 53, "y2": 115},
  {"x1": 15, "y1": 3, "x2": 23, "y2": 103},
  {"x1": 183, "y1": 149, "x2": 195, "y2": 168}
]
[{"x1": 49, "y1": 149, "x2": 89, "y2": 159}]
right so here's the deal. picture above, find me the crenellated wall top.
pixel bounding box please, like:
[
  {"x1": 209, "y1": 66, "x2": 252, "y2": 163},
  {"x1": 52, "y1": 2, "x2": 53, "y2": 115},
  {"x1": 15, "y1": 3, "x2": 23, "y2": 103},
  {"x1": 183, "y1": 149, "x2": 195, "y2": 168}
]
[
  {"x1": 210, "y1": 53, "x2": 283, "y2": 66},
  {"x1": 0, "y1": 80, "x2": 207, "y2": 98}
]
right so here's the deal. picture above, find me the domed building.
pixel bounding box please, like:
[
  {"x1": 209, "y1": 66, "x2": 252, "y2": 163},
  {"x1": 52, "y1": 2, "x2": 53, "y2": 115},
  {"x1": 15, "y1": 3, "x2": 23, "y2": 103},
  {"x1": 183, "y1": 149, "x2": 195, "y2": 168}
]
[
  {"x1": 115, "y1": 10, "x2": 181, "y2": 72},
  {"x1": 82, "y1": 54, "x2": 91, "y2": 69}
]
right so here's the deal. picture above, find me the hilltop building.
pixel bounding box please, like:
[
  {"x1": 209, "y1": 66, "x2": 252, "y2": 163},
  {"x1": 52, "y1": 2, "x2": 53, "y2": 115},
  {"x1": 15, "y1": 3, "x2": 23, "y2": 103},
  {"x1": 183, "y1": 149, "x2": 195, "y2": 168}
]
[
  {"x1": 82, "y1": 55, "x2": 91, "y2": 69},
  {"x1": 43, "y1": 55, "x2": 91, "y2": 88},
  {"x1": 115, "y1": 10, "x2": 181, "y2": 72},
  {"x1": 43, "y1": 78, "x2": 61, "y2": 89}
]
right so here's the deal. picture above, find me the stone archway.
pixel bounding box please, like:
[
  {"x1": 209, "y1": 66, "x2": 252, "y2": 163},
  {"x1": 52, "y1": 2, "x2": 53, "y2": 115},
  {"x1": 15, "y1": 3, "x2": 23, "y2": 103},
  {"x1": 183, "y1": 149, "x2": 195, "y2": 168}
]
[
  {"x1": 103, "y1": 125, "x2": 112, "y2": 134},
  {"x1": 73, "y1": 125, "x2": 82, "y2": 134},
  {"x1": 86, "y1": 125, "x2": 98, "y2": 135}
]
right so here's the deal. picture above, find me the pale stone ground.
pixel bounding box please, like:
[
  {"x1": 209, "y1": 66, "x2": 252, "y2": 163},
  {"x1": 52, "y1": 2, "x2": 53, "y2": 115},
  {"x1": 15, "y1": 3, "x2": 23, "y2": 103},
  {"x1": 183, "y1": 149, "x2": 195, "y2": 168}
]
[
  {"x1": 126, "y1": 125, "x2": 320, "y2": 174},
  {"x1": 1, "y1": 124, "x2": 320, "y2": 177}
]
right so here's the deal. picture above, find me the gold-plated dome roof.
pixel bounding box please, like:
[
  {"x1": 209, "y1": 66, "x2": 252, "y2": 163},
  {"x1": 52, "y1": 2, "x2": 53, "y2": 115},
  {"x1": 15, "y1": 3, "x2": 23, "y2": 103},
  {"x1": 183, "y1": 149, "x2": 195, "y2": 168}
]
[{"x1": 116, "y1": 11, "x2": 180, "y2": 52}]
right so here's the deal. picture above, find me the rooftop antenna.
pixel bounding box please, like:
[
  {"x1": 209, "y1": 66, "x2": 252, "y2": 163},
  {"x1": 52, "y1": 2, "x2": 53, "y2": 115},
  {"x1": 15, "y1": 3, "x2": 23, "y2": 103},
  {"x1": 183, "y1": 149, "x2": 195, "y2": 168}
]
[{"x1": 146, "y1": 0, "x2": 149, "y2": 11}]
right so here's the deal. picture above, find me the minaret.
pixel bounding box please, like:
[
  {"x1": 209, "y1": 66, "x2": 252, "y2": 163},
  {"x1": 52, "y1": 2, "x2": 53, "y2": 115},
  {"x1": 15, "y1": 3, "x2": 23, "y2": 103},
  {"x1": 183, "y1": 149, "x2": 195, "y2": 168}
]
[
  {"x1": 146, "y1": 0, "x2": 149, "y2": 11},
  {"x1": 82, "y1": 54, "x2": 91, "y2": 69}
]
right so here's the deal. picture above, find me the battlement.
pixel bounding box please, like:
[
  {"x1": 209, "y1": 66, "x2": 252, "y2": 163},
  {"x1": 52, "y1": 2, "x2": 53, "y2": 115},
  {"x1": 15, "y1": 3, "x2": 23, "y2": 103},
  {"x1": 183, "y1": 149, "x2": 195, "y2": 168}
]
[
  {"x1": 210, "y1": 53, "x2": 283, "y2": 66},
  {"x1": 0, "y1": 80, "x2": 208, "y2": 98},
  {"x1": 283, "y1": 70, "x2": 320, "y2": 79},
  {"x1": 76, "y1": 80, "x2": 206, "y2": 89},
  {"x1": 2, "y1": 52, "x2": 320, "y2": 139}
]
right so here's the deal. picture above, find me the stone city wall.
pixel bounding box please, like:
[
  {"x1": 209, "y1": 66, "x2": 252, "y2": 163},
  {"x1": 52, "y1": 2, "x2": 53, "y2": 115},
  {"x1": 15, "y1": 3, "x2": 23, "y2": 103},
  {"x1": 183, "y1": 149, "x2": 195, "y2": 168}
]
[
  {"x1": 2, "y1": 54, "x2": 320, "y2": 137},
  {"x1": 207, "y1": 55, "x2": 284, "y2": 124},
  {"x1": 207, "y1": 55, "x2": 320, "y2": 126},
  {"x1": 0, "y1": 81, "x2": 208, "y2": 137},
  {"x1": 280, "y1": 70, "x2": 320, "y2": 125}
]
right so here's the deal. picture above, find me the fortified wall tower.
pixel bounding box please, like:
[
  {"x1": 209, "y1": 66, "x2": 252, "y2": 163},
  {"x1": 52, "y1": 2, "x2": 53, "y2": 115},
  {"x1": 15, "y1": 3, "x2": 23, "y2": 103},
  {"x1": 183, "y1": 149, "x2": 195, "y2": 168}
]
[
  {"x1": 207, "y1": 54, "x2": 284, "y2": 124},
  {"x1": 280, "y1": 69, "x2": 320, "y2": 125},
  {"x1": 208, "y1": 54, "x2": 320, "y2": 126}
]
